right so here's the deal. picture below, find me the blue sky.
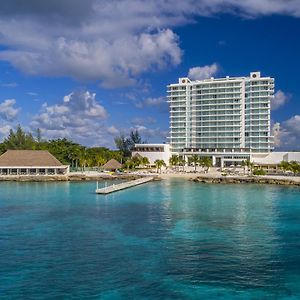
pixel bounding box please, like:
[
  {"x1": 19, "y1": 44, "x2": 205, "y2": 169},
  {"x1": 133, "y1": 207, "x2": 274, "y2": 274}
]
[{"x1": 0, "y1": 0, "x2": 300, "y2": 149}]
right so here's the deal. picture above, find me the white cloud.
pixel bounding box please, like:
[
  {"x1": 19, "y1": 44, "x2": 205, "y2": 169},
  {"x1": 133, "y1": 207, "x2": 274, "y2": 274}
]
[
  {"x1": 271, "y1": 90, "x2": 290, "y2": 110},
  {"x1": 1, "y1": 82, "x2": 18, "y2": 88},
  {"x1": 276, "y1": 115, "x2": 300, "y2": 150},
  {"x1": 0, "y1": 124, "x2": 12, "y2": 137},
  {"x1": 0, "y1": 1, "x2": 299, "y2": 87},
  {"x1": 188, "y1": 63, "x2": 218, "y2": 80},
  {"x1": 136, "y1": 97, "x2": 168, "y2": 112},
  {"x1": 131, "y1": 117, "x2": 156, "y2": 126},
  {"x1": 272, "y1": 122, "x2": 281, "y2": 147},
  {"x1": 132, "y1": 125, "x2": 168, "y2": 142},
  {"x1": 0, "y1": 99, "x2": 20, "y2": 121},
  {"x1": 106, "y1": 125, "x2": 119, "y2": 135},
  {"x1": 30, "y1": 90, "x2": 115, "y2": 146}
]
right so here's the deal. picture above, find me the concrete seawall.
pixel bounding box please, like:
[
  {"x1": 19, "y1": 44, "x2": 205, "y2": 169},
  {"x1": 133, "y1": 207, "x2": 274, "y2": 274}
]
[{"x1": 0, "y1": 173, "x2": 155, "y2": 182}]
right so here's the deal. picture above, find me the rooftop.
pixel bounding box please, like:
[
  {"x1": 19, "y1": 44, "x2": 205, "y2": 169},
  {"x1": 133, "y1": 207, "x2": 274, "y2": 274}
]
[{"x1": 0, "y1": 150, "x2": 65, "y2": 167}]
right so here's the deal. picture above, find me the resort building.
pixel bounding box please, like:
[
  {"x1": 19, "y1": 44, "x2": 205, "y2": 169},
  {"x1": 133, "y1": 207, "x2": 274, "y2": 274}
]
[
  {"x1": 168, "y1": 71, "x2": 274, "y2": 154},
  {"x1": 132, "y1": 72, "x2": 300, "y2": 168},
  {"x1": 132, "y1": 144, "x2": 171, "y2": 166},
  {"x1": 0, "y1": 150, "x2": 69, "y2": 176}
]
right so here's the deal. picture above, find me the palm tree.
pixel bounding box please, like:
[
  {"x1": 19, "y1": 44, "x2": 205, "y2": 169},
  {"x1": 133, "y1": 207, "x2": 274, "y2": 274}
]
[
  {"x1": 241, "y1": 160, "x2": 247, "y2": 175},
  {"x1": 141, "y1": 156, "x2": 150, "y2": 168},
  {"x1": 200, "y1": 157, "x2": 212, "y2": 173},
  {"x1": 95, "y1": 155, "x2": 106, "y2": 170},
  {"x1": 79, "y1": 149, "x2": 88, "y2": 171},
  {"x1": 154, "y1": 159, "x2": 166, "y2": 173},
  {"x1": 279, "y1": 160, "x2": 290, "y2": 175},
  {"x1": 289, "y1": 161, "x2": 300, "y2": 176},
  {"x1": 123, "y1": 159, "x2": 134, "y2": 171},
  {"x1": 169, "y1": 154, "x2": 179, "y2": 170},
  {"x1": 178, "y1": 156, "x2": 186, "y2": 172},
  {"x1": 188, "y1": 155, "x2": 199, "y2": 172}
]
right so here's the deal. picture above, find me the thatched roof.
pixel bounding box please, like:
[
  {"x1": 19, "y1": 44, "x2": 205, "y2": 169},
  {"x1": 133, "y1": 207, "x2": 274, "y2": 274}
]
[
  {"x1": 102, "y1": 159, "x2": 122, "y2": 170},
  {"x1": 133, "y1": 153, "x2": 142, "y2": 158},
  {"x1": 0, "y1": 150, "x2": 65, "y2": 167}
]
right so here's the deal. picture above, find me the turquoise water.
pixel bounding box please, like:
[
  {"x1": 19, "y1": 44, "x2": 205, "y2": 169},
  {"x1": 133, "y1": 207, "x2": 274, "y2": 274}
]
[{"x1": 0, "y1": 179, "x2": 300, "y2": 299}]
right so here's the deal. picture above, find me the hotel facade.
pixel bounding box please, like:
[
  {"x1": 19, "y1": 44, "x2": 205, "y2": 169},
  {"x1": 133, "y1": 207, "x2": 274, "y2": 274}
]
[
  {"x1": 168, "y1": 72, "x2": 273, "y2": 152},
  {"x1": 133, "y1": 71, "x2": 300, "y2": 167}
]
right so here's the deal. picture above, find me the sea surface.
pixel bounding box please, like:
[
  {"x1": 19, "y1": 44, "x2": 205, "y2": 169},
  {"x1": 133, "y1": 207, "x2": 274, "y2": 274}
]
[{"x1": 0, "y1": 179, "x2": 300, "y2": 299}]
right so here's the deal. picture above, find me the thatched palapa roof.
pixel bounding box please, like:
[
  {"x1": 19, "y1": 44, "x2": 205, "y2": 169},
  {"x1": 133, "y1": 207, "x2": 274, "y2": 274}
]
[
  {"x1": 0, "y1": 150, "x2": 65, "y2": 167},
  {"x1": 102, "y1": 159, "x2": 122, "y2": 170}
]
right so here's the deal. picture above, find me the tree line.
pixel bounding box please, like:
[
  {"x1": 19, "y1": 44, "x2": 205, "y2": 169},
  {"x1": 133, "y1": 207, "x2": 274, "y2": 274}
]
[{"x1": 0, "y1": 125, "x2": 145, "y2": 170}]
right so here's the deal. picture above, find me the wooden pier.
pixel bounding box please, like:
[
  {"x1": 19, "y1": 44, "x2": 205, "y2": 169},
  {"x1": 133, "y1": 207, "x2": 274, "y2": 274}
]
[{"x1": 95, "y1": 176, "x2": 154, "y2": 194}]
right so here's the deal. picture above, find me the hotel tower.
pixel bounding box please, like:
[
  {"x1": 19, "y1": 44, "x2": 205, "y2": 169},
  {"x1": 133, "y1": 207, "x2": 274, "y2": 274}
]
[{"x1": 167, "y1": 72, "x2": 274, "y2": 156}]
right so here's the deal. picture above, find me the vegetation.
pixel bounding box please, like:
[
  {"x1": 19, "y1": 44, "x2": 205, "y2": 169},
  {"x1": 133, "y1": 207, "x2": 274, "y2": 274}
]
[
  {"x1": 169, "y1": 154, "x2": 179, "y2": 170},
  {"x1": 188, "y1": 155, "x2": 199, "y2": 172},
  {"x1": 200, "y1": 157, "x2": 212, "y2": 173},
  {"x1": 253, "y1": 168, "x2": 267, "y2": 176},
  {"x1": 279, "y1": 160, "x2": 300, "y2": 176},
  {"x1": 114, "y1": 130, "x2": 145, "y2": 158},
  {"x1": 0, "y1": 125, "x2": 123, "y2": 170},
  {"x1": 154, "y1": 159, "x2": 166, "y2": 173},
  {"x1": 242, "y1": 159, "x2": 254, "y2": 175}
]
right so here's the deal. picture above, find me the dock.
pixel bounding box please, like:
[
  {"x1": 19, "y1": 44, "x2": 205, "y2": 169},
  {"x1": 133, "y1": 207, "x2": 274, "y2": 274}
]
[{"x1": 95, "y1": 176, "x2": 154, "y2": 194}]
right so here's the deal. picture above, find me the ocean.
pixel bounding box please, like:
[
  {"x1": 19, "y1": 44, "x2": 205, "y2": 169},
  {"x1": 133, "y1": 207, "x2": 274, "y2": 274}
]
[{"x1": 1, "y1": 179, "x2": 300, "y2": 299}]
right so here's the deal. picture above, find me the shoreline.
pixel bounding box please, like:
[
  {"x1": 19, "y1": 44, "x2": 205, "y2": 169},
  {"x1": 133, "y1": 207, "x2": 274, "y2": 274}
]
[{"x1": 0, "y1": 172, "x2": 300, "y2": 186}]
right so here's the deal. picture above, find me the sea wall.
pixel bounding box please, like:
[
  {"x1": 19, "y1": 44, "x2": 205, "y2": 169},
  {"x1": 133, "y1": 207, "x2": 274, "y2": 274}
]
[
  {"x1": 192, "y1": 176, "x2": 300, "y2": 186},
  {"x1": 0, "y1": 173, "x2": 151, "y2": 182}
]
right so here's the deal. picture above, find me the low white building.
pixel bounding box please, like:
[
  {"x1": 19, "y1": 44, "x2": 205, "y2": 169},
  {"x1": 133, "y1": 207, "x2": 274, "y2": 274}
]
[
  {"x1": 252, "y1": 152, "x2": 300, "y2": 167},
  {"x1": 132, "y1": 144, "x2": 172, "y2": 166},
  {"x1": 132, "y1": 144, "x2": 300, "y2": 168}
]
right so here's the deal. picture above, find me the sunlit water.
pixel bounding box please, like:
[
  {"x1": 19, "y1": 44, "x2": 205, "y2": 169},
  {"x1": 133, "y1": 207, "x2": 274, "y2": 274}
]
[{"x1": 0, "y1": 179, "x2": 300, "y2": 299}]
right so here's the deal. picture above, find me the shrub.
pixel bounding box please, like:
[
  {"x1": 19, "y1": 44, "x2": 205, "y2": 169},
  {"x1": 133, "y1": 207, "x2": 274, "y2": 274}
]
[{"x1": 253, "y1": 168, "x2": 266, "y2": 176}]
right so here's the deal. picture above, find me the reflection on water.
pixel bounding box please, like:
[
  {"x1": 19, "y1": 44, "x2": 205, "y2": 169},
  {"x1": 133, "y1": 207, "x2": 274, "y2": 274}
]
[{"x1": 0, "y1": 180, "x2": 300, "y2": 299}]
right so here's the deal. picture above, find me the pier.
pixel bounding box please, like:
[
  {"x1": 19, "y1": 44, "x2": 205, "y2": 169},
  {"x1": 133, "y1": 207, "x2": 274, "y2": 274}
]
[{"x1": 95, "y1": 176, "x2": 154, "y2": 194}]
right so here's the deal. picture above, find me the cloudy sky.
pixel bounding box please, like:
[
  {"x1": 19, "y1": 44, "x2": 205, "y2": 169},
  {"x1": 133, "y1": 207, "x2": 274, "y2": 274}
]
[{"x1": 0, "y1": 0, "x2": 300, "y2": 149}]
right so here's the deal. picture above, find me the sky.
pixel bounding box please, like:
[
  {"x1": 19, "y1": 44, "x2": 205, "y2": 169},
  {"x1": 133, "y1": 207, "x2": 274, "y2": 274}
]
[{"x1": 0, "y1": 0, "x2": 300, "y2": 150}]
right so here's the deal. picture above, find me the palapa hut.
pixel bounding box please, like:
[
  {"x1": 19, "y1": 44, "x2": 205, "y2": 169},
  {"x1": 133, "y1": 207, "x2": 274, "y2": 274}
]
[
  {"x1": 0, "y1": 150, "x2": 69, "y2": 176},
  {"x1": 133, "y1": 153, "x2": 142, "y2": 159},
  {"x1": 102, "y1": 159, "x2": 122, "y2": 171}
]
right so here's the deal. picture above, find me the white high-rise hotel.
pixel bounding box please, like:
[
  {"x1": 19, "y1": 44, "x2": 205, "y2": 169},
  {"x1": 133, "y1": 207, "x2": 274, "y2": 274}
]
[
  {"x1": 133, "y1": 71, "x2": 300, "y2": 167},
  {"x1": 167, "y1": 71, "x2": 274, "y2": 165}
]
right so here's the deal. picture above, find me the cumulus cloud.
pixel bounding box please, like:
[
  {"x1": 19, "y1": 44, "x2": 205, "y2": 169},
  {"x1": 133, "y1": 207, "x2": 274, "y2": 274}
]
[
  {"x1": 30, "y1": 90, "x2": 116, "y2": 146},
  {"x1": 131, "y1": 125, "x2": 168, "y2": 142},
  {"x1": 0, "y1": 124, "x2": 12, "y2": 137},
  {"x1": 131, "y1": 117, "x2": 156, "y2": 126},
  {"x1": 0, "y1": 99, "x2": 20, "y2": 121},
  {"x1": 276, "y1": 115, "x2": 300, "y2": 150},
  {"x1": 188, "y1": 63, "x2": 218, "y2": 80},
  {"x1": 272, "y1": 122, "x2": 281, "y2": 147},
  {"x1": 0, "y1": 1, "x2": 299, "y2": 87},
  {"x1": 136, "y1": 96, "x2": 168, "y2": 113},
  {"x1": 271, "y1": 90, "x2": 290, "y2": 110}
]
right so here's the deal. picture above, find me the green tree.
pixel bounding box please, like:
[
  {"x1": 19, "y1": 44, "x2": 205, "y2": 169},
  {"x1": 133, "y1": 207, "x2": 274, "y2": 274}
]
[
  {"x1": 289, "y1": 161, "x2": 300, "y2": 176},
  {"x1": 114, "y1": 130, "x2": 144, "y2": 158},
  {"x1": 200, "y1": 157, "x2": 212, "y2": 173},
  {"x1": 169, "y1": 154, "x2": 179, "y2": 170},
  {"x1": 188, "y1": 155, "x2": 199, "y2": 172},
  {"x1": 178, "y1": 156, "x2": 186, "y2": 171},
  {"x1": 3, "y1": 125, "x2": 35, "y2": 150},
  {"x1": 114, "y1": 134, "x2": 131, "y2": 158},
  {"x1": 140, "y1": 156, "x2": 150, "y2": 168},
  {"x1": 154, "y1": 159, "x2": 166, "y2": 174}
]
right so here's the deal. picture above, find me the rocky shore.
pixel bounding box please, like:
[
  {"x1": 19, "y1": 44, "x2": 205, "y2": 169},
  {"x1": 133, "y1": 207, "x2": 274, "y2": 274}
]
[
  {"x1": 0, "y1": 173, "x2": 156, "y2": 182},
  {"x1": 192, "y1": 175, "x2": 300, "y2": 186}
]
